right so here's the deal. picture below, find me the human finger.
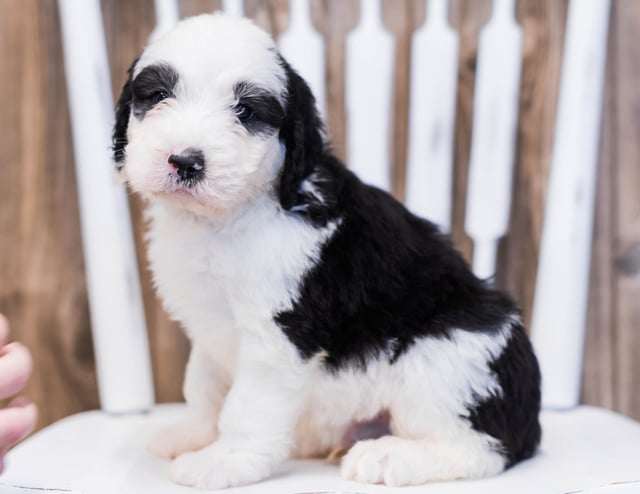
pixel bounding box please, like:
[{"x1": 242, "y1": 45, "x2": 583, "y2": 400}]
[
  {"x1": 0, "y1": 342, "x2": 32, "y2": 400},
  {"x1": 0, "y1": 400, "x2": 37, "y2": 452},
  {"x1": 0, "y1": 314, "x2": 8, "y2": 348}
]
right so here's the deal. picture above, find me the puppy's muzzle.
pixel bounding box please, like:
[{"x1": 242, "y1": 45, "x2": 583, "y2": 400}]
[{"x1": 168, "y1": 149, "x2": 206, "y2": 182}]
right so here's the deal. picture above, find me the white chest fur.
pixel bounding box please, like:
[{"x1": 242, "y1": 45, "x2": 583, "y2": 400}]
[{"x1": 144, "y1": 196, "x2": 338, "y2": 368}]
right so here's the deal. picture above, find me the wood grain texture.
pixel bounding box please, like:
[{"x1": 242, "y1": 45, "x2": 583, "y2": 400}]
[
  {"x1": 314, "y1": 0, "x2": 358, "y2": 162},
  {"x1": 0, "y1": 0, "x2": 638, "y2": 429},
  {"x1": 610, "y1": 0, "x2": 640, "y2": 418},
  {"x1": 580, "y1": 0, "x2": 640, "y2": 420},
  {"x1": 245, "y1": 0, "x2": 289, "y2": 38},
  {"x1": 448, "y1": 0, "x2": 492, "y2": 262},
  {"x1": 382, "y1": 0, "x2": 426, "y2": 201},
  {"x1": 179, "y1": 0, "x2": 222, "y2": 18}
]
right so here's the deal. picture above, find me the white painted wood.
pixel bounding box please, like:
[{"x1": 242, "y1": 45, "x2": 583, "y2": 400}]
[
  {"x1": 150, "y1": 0, "x2": 180, "y2": 42},
  {"x1": 405, "y1": 0, "x2": 459, "y2": 230},
  {"x1": 531, "y1": 0, "x2": 611, "y2": 410},
  {"x1": 464, "y1": 0, "x2": 523, "y2": 280},
  {"x1": 278, "y1": 0, "x2": 326, "y2": 116},
  {"x1": 223, "y1": 0, "x2": 244, "y2": 17},
  {"x1": 57, "y1": 0, "x2": 155, "y2": 413},
  {"x1": 346, "y1": 0, "x2": 394, "y2": 191}
]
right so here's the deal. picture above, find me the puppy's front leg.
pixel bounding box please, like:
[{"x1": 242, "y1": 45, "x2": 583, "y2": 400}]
[
  {"x1": 170, "y1": 330, "x2": 310, "y2": 489},
  {"x1": 148, "y1": 344, "x2": 228, "y2": 459}
]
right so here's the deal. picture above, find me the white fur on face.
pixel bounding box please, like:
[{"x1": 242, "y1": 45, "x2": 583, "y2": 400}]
[{"x1": 122, "y1": 14, "x2": 286, "y2": 217}]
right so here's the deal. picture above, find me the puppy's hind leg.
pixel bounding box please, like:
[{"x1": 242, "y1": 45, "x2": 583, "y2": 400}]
[
  {"x1": 340, "y1": 431, "x2": 506, "y2": 487},
  {"x1": 341, "y1": 331, "x2": 512, "y2": 486},
  {"x1": 147, "y1": 344, "x2": 228, "y2": 460}
]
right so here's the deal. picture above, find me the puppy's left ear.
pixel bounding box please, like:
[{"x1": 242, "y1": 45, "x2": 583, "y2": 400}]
[
  {"x1": 278, "y1": 57, "x2": 325, "y2": 210},
  {"x1": 112, "y1": 58, "x2": 138, "y2": 170}
]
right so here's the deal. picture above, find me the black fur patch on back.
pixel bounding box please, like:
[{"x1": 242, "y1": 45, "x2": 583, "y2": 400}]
[{"x1": 275, "y1": 159, "x2": 518, "y2": 368}]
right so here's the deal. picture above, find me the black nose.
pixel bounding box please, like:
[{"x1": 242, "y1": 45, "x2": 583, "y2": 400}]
[{"x1": 168, "y1": 149, "x2": 206, "y2": 181}]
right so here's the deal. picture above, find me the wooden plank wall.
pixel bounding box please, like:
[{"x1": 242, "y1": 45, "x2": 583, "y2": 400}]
[
  {"x1": 0, "y1": 0, "x2": 638, "y2": 431},
  {"x1": 582, "y1": 0, "x2": 640, "y2": 418}
]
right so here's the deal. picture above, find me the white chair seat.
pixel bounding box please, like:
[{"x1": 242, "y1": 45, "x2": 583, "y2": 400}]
[{"x1": 2, "y1": 404, "x2": 639, "y2": 494}]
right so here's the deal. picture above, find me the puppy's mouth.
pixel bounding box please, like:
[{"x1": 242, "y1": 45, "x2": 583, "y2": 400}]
[
  {"x1": 153, "y1": 175, "x2": 207, "y2": 199},
  {"x1": 150, "y1": 186, "x2": 217, "y2": 216},
  {"x1": 150, "y1": 175, "x2": 201, "y2": 200}
]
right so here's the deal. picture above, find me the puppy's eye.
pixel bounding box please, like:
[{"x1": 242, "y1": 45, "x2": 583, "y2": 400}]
[
  {"x1": 140, "y1": 90, "x2": 169, "y2": 105},
  {"x1": 235, "y1": 103, "x2": 255, "y2": 123}
]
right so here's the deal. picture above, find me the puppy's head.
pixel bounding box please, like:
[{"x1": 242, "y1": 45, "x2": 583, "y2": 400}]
[{"x1": 113, "y1": 13, "x2": 323, "y2": 216}]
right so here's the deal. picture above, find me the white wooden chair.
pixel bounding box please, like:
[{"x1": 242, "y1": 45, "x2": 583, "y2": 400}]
[{"x1": 3, "y1": 0, "x2": 640, "y2": 493}]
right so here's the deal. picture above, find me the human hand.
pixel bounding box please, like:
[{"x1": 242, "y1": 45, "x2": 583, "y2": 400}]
[{"x1": 0, "y1": 314, "x2": 37, "y2": 474}]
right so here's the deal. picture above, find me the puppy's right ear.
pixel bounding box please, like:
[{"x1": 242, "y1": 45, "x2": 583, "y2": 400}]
[{"x1": 112, "y1": 58, "x2": 138, "y2": 170}]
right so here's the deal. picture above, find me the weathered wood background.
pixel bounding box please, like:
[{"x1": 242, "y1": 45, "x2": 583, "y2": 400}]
[{"x1": 0, "y1": 0, "x2": 638, "y2": 430}]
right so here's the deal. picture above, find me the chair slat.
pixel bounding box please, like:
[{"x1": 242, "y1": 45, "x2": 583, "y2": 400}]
[
  {"x1": 405, "y1": 0, "x2": 459, "y2": 231},
  {"x1": 464, "y1": 0, "x2": 523, "y2": 280},
  {"x1": 345, "y1": 0, "x2": 394, "y2": 192},
  {"x1": 150, "y1": 0, "x2": 179, "y2": 42},
  {"x1": 278, "y1": 0, "x2": 326, "y2": 116},
  {"x1": 57, "y1": 0, "x2": 154, "y2": 413},
  {"x1": 223, "y1": 0, "x2": 244, "y2": 17},
  {"x1": 531, "y1": 0, "x2": 611, "y2": 410}
]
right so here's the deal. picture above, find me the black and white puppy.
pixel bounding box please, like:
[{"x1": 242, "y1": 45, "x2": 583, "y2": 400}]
[{"x1": 113, "y1": 13, "x2": 541, "y2": 489}]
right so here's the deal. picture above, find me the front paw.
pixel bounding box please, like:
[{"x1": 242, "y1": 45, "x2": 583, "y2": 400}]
[
  {"x1": 169, "y1": 442, "x2": 272, "y2": 489},
  {"x1": 147, "y1": 419, "x2": 217, "y2": 460}
]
